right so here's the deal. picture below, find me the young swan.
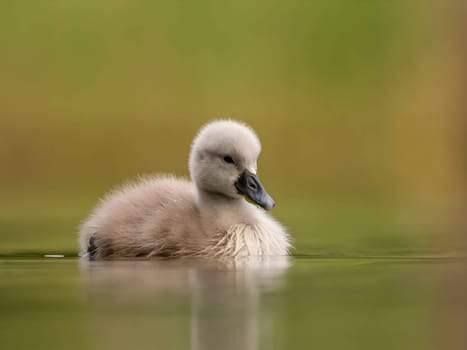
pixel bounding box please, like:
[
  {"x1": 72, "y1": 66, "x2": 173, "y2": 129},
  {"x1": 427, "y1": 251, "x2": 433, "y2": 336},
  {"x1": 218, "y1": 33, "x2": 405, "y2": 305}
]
[{"x1": 79, "y1": 120, "x2": 291, "y2": 259}]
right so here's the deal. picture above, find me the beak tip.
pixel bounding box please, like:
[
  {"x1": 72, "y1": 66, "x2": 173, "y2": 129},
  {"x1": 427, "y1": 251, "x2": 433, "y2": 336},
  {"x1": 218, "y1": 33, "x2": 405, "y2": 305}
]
[{"x1": 264, "y1": 198, "x2": 275, "y2": 211}]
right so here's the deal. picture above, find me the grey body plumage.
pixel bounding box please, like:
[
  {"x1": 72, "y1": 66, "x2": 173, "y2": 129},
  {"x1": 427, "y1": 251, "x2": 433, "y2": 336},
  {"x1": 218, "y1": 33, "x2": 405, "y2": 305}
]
[{"x1": 79, "y1": 120, "x2": 291, "y2": 259}]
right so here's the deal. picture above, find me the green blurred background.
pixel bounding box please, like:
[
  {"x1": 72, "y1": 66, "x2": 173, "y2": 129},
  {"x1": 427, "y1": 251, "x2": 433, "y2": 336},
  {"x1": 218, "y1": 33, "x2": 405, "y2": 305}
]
[{"x1": 1, "y1": 0, "x2": 466, "y2": 256}]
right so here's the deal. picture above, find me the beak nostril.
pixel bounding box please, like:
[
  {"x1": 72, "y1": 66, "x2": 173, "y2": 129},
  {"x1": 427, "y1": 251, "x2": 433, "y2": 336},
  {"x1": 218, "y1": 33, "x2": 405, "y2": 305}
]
[
  {"x1": 235, "y1": 169, "x2": 275, "y2": 210},
  {"x1": 248, "y1": 180, "x2": 257, "y2": 191}
]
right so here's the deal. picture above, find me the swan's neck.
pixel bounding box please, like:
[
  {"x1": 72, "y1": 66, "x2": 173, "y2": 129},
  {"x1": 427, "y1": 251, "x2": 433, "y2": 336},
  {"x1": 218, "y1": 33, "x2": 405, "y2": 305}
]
[
  {"x1": 196, "y1": 189, "x2": 255, "y2": 227},
  {"x1": 193, "y1": 189, "x2": 291, "y2": 257}
]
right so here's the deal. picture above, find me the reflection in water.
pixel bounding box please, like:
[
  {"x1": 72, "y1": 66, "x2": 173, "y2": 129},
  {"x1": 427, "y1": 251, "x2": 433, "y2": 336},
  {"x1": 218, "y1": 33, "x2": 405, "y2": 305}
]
[{"x1": 80, "y1": 257, "x2": 290, "y2": 350}]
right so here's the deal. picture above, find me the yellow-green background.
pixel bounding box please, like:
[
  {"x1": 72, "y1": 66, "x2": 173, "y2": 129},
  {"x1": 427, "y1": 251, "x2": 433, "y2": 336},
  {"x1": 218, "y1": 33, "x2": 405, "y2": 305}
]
[{"x1": 1, "y1": 0, "x2": 465, "y2": 256}]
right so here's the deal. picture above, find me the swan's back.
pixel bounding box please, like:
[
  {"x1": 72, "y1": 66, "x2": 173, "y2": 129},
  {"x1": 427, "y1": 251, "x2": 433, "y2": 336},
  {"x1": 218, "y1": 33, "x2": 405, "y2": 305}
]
[{"x1": 79, "y1": 176, "x2": 199, "y2": 257}]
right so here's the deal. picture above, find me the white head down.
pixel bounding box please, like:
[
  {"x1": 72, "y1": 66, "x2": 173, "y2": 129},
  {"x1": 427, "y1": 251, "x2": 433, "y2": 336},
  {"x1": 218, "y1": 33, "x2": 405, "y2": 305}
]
[{"x1": 189, "y1": 120, "x2": 275, "y2": 210}]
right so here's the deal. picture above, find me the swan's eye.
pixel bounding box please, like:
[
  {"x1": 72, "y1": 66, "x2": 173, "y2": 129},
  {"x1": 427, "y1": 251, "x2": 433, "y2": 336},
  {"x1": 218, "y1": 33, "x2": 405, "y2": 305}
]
[{"x1": 223, "y1": 156, "x2": 235, "y2": 164}]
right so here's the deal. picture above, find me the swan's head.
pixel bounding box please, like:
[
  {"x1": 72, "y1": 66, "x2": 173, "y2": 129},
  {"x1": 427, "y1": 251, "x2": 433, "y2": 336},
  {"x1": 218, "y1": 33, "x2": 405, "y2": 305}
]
[{"x1": 189, "y1": 120, "x2": 275, "y2": 211}]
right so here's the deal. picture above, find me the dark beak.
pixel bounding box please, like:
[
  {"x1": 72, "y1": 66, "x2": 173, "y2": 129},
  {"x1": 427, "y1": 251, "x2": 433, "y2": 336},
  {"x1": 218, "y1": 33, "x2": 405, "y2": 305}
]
[{"x1": 235, "y1": 169, "x2": 275, "y2": 211}]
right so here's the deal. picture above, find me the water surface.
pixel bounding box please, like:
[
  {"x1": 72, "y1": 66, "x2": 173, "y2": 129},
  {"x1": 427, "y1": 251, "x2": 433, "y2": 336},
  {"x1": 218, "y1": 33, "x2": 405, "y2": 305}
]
[{"x1": 1, "y1": 256, "x2": 466, "y2": 350}]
